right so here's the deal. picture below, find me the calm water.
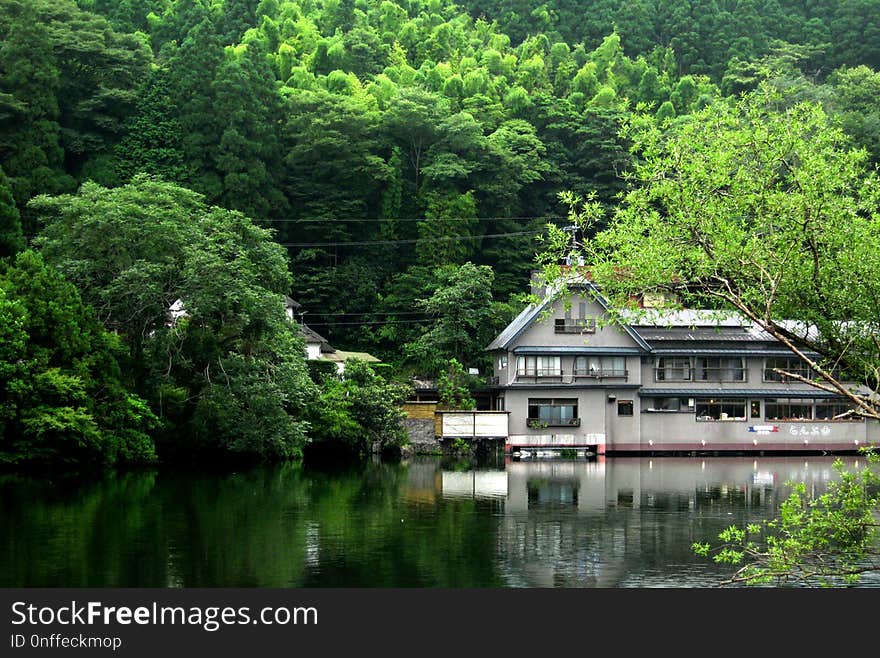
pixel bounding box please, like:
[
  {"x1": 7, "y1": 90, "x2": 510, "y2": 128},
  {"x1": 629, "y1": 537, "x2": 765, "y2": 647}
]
[{"x1": 1, "y1": 455, "x2": 875, "y2": 588}]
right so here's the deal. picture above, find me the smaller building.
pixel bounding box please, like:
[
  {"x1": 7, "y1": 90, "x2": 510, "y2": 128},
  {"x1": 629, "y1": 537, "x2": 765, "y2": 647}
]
[{"x1": 285, "y1": 297, "x2": 381, "y2": 374}]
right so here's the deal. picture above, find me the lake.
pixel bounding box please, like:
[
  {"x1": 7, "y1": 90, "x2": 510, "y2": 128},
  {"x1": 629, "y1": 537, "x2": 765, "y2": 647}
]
[{"x1": 1, "y1": 454, "x2": 874, "y2": 587}]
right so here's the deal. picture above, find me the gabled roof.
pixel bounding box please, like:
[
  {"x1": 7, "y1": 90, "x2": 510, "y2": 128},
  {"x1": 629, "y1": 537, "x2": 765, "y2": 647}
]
[
  {"x1": 300, "y1": 323, "x2": 335, "y2": 353},
  {"x1": 485, "y1": 281, "x2": 652, "y2": 352}
]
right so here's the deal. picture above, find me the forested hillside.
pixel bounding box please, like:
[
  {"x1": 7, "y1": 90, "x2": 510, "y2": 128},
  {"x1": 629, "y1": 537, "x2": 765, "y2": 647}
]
[{"x1": 2, "y1": 0, "x2": 880, "y2": 375}]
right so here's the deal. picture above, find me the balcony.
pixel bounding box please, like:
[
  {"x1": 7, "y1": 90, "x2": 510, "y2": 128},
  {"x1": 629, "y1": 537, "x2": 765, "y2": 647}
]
[
  {"x1": 516, "y1": 368, "x2": 564, "y2": 382},
  {"x1": 527, "y1": 417, "x2": 581, "y2": 428},
  {"x1": 574, "y1": 368, "x2": 628, "y2": 380}
]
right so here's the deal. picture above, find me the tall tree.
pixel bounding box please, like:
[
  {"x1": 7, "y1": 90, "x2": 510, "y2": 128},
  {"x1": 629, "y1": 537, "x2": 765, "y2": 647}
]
[
  {"x1": 30, "y1": 176, "x2": 316, "y2": 460},
  {"x1": 0, "y1": 250, "x2": 157, "y2": 466},
  {"x1": 212, "y1": 41, "x2": 288, "y2": 221},
  {"x1": 0, "y1": 165, "x2": 24, "y2": 258},
  {"x1": 403, "y1": 261, "x2": 507, "y2": 376},
  {"x1": 540, "y1": 86, "x2": 880, "y2": 420}
]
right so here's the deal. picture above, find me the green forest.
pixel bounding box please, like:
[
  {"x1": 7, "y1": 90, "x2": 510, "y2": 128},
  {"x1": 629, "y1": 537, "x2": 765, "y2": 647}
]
[{"x1": 2, "y1": 0, "x2": 880, "y2": 466}]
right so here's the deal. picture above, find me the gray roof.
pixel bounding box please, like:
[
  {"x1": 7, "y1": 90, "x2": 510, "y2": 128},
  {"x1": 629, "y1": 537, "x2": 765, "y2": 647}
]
[
  {"x1": 636, "y1": 327, "x2": 774, "y2": 342},
  {"x1": 638, "y1": 388, "x2": 843, "y2": 399},
  {"x1": 485, "y1": 300, "x2": 545, "y2": 351},
  {"x1": 652, "y1": 348, "x2": 820, "y2": 357},
  {"x1": 513, "y1": 346, "x2": 644, "y2": 355},
  {"x1": 622, "y1": 309, "x2": 746, "y2": 326}
]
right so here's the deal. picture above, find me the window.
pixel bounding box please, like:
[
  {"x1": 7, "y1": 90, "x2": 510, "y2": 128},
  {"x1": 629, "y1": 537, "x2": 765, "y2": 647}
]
[
  {"x1": 516, "y1": 355, "x2": 562, "y2": 378},
  {"x1": 695, "y1": 398, "x2": 747, "y2": 421},
  {"x1": 554, "y1": 318, "x2": 596, "y2": 333},
  {"x1": 527, "y1": 398, "x2": 579, "y2": 427},
  {"x1": 655, "y1": 356, "x2": 691, "y2": 381},
  {"x1": 617, "y1": 400, "x2": 634, "y2": 416},
  {"x1": 574, "y1": 355, "x2": 627, "y2": 378},
  {"x1": 815, "y1": 400, "x2": 861, "y2": 421},
  {"x1": 695, "y1": 357, "x2": 745, "y2": 382},
  {"x1": 765, "y1": 398, "x2": 813, "y2": 421},
  {"x1": 498, "y1": 354, "x2": 508, "y2": 370},
  {"x1": 644, "y1": 397, "x2": 692, "y2": 412},
  {"x1": 764, "y1": 357, "x2": 811, "y2": 382}
]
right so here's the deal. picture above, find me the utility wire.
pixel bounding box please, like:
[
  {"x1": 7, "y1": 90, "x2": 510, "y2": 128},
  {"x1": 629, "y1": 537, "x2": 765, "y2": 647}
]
[
  {"x1": 305, "y1": 319, "x2": 433, "y2": 326},
  {"x1": 266, "y1": 216, "x2": 565, "y2": 223},
  {"x1": 281, "y1": 229, "x2": 543, "y2": 247},
  {"x1": 300, "y1": 310, "x2": 431, "y2": 316}
]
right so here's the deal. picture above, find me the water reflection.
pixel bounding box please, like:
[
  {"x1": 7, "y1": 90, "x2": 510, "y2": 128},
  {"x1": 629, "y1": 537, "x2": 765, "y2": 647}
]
[
  {"x1": 0, "y1": 456, "x2": 872, "y2": 588},
  {"x1": 426, "y1": 456, "x2": 870, "y2": 587}
]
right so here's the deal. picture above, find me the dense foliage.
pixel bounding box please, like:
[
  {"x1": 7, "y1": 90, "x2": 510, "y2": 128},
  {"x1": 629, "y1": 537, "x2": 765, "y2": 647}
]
[
  {"x1": 30, "y1": 177, "x2": 316, "y2": 461},
  {"x1": 306, "y1": 358, "x2": 411, "y2": 457},
  {"x1": 0, "y1": 0, "x2": 875, "y2": 375},
  {"x1": 0, "y1": 251, "x2": 157, "y2": 466},
  {"x1": 3, "y1": 0, "x2": 880, "y2": 467}
]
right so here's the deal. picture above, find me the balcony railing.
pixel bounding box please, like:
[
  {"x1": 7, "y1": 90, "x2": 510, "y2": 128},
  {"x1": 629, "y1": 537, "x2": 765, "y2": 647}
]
[
  {"x1": 655, "y1": 367, "x2": 747, "y2": 382},
  {"x1": 573, "y1": 368, "x2": 628, "y2": 379},
  {"x1": 516, "y1": 368, "x2": 564, "y2": 379},
  {"x1": 527, "y1": 417, "x2": 581, "y2": 428}
]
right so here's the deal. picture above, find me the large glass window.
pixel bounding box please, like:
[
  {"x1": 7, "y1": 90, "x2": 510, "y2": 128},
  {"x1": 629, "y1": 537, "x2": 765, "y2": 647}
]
[
  {"x1": 763, "y1": 357, "x2": 811, "y2": 382},
  {"x1": 527, "y1": 398, "x2": 580, "y2": 427},
  {"x1": 764, "y1": 398, "x2": 814, "y2": 421},
  {"x1": 574, "y1": 355, "x2": 627, "y2": 378},
  {"x1": 815, "y1": 400, "x2": 861, "y2": 421},
  {"x1": 695, "y1": 357, "x2": 746, "y2": 381},
  {"x1": 655, "y1": 356, "x2": 691, "y2": 381},
  {"x1": 695, "y1": 398, "x2": 747, "y2": 421},
  {"x1": 516, "y1": 355, "x2": 562, "y2": 378},
  {"x1": 643, "y1": 397, "x2": 693, "y2": 412}
]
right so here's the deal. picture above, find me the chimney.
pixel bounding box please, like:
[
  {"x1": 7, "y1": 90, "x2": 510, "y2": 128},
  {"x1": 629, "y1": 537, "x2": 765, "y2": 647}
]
[{"x1": 530, "y1": 270, "x2": 547, "y2": 299}]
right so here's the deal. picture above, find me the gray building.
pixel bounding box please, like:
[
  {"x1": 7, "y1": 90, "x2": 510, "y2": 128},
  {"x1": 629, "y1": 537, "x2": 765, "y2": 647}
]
[{"x1": 486, "y1": 282, "x2": 878, "y2": 455}]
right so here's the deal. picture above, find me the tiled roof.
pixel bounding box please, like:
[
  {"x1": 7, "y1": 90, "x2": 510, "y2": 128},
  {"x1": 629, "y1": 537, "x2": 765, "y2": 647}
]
[
  {"x1": 652, "y1": 348, "x2": 820, "y2": 357},
  {"x1": 638, "y1": 388, "x2": 843, "y2": 398}
]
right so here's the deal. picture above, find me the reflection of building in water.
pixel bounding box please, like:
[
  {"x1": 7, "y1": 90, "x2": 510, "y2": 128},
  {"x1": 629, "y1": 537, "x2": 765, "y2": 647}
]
[
  {"x1": 433, "y1": 456, "x2": 858, "y2": 587},
  {"x1": 401, "y1": 457, "x2": 442, "y2": 504},
  {"x1": 440, "y1": 471, "x2": 508, "y2": 499}
]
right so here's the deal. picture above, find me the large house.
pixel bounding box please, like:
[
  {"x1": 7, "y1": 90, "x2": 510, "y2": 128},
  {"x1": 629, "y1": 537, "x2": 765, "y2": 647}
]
[{"x1": 486, "y1": 280, "x2": 878, "y2": 455}]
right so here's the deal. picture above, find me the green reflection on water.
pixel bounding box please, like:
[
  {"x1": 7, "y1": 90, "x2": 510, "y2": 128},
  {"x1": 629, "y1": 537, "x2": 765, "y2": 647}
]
[
  {"x1": 0, "y1": 459, "x2": 504, "y2": 588},
  {"x1": 0, "y1": 455, "x2": 864, "y2": 588}
]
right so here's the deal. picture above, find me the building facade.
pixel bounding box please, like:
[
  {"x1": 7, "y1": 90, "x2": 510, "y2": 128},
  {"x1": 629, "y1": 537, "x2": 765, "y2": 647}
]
[{"x1": 486, "y1": 283, "x2": 878, "y2": 455}]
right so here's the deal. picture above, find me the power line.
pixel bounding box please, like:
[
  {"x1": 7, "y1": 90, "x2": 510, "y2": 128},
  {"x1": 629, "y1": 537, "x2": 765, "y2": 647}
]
[
  {"x1": 305, "y1": 318, "x2": 432, "y2": 326},
  {"x1": 281, "y1": 229, "x2": 543, "y2": 248},
  {"x1": 300, "y1": 310, "x2": 431, "y2": 317},
  {"x1": 266, "y1": 216, "x2": 565, "y2": 223}
]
